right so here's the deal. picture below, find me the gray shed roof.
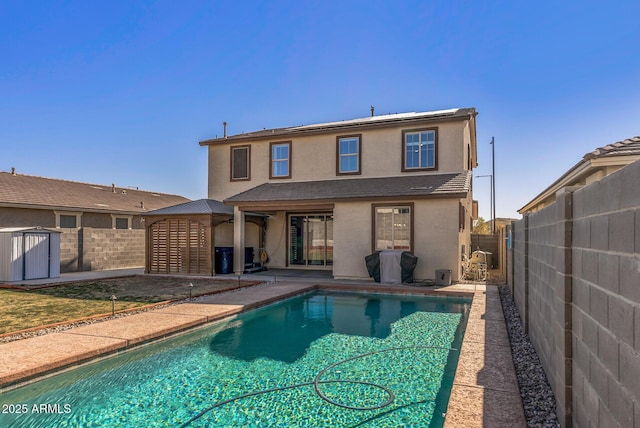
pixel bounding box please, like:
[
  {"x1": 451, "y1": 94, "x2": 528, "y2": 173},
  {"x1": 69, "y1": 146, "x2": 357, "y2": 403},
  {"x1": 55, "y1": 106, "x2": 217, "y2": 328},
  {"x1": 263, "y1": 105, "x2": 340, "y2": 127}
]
[
  {"x1": 225, "y1": 172, "x2": 471, "y2": 204},
  {"x1": 0, "y1": 227, "x2": 61, "y2": 234},
  {"x1": 144, "y1": 199, "x2": 234, "y2": 216}
]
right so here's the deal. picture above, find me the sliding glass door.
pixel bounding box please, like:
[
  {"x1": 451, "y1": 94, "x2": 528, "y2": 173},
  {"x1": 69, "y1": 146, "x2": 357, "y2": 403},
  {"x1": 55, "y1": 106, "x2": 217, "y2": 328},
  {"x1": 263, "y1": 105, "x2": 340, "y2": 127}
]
[{"x1": 288, "y1": 214, "x2": 333, "y2": 267}]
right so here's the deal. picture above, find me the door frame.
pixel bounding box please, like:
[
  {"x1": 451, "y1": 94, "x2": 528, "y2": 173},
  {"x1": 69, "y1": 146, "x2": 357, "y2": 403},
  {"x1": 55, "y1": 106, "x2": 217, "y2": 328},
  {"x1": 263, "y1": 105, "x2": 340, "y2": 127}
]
[{"x1": 287, "y1": 213, "x2": 333, "y2": 269}]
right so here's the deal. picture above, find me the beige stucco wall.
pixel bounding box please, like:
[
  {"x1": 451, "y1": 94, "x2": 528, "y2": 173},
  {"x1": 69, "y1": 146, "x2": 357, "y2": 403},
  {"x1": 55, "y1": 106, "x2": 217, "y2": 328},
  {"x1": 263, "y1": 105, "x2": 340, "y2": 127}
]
[
  {"x1": 333, "y1": 201, "x2": 372, "y2": 279},
  {"x1": 0, "y1": 207, "x2": 55, "y2": 228},
  {"x1": 207, "y1": 117, "x2": 473, "y2": 278},
  {"x1": 257, "y1": 199, "x2": 465, "y2": 281},
  {"x1": 263, "y1": 212, "x2": 288, "y2": 268},
  {"x1": 413, "y1": 199, "x2": 463, "y2": 281},
  {"x1": 207, "y1": 121, "x2": 470, "y2": 201},
  {"x1": 213, "y1": 222, "x2": 260, "y2": 254},
  {"x1": 0, "y1": 207, "x2": 145, "y2": 230},
  {"x1": 460, "y1": 191, "x2": 474, "y2": 262}
]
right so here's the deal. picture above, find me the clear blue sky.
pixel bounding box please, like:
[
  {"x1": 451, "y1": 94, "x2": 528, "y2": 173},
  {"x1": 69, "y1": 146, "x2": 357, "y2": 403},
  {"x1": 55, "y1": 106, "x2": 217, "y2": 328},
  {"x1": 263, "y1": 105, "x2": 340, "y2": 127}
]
[{"x1": 2, "y1": 1, "x2": 638, "y2": 220}]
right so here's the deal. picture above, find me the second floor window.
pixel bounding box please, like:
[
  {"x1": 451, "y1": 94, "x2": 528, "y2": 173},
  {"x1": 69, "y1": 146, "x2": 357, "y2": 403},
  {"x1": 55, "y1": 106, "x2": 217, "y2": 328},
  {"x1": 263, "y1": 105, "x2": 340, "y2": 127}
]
[
  {"x1": 231, "y1": 145, "x2": 251, "y2": 181},
  {"x1": 270, "y1": 141, "x2": 291, "y2": 179},
  {"x1": 403, "y1": 129, "x2": 437, "y2": 171},
  {"x1": 337, "y1": 135, "x2": 361, "y2": 175}
]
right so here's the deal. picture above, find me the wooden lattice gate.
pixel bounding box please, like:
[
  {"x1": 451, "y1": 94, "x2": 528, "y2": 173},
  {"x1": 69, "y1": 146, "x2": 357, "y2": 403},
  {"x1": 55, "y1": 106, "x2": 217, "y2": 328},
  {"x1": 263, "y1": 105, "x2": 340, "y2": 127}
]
[{"x1": 147, "y1": 218, "x2": 211, "y2": 275}]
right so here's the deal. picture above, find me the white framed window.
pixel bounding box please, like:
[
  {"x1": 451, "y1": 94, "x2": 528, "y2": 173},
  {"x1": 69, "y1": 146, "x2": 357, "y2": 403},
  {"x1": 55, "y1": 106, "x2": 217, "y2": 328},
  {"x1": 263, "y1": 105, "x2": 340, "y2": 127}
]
[
  {"x1": 111, "y1": 215, "x2": 132, "y2": 229},
  {"x1": 336, "y1": 134, "x2": 361, "y2": 175},
  {"x1": 230, "y1": 145, "x2": 251, "y2": 181},
  {"x1": 372, "y1": 203, "x2": 413, "y2": 251},
  {"x1": 55, "y1": 211, "x2": 82, "y2": 228},
  {"x1": 402, "y1": 128, "x2": 437, "y2": 171},
  {"x1": 270, "y1": 141, "x2": 291, "y2": 179}
]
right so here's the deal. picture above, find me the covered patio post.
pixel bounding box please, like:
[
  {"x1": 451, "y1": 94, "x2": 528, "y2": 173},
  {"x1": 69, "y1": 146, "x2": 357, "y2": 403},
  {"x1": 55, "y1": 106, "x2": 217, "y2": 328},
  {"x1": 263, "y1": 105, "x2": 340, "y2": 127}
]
[{"x1": 233, "y1": 206, "x2": 245, "y2": 275}]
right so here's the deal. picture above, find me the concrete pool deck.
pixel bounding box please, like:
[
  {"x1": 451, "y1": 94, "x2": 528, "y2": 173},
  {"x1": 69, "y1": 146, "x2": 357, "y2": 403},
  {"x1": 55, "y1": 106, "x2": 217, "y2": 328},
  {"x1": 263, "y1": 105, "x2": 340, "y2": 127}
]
[{"x1": 0, "y1": 274, "x2": 525, "y2": 427}]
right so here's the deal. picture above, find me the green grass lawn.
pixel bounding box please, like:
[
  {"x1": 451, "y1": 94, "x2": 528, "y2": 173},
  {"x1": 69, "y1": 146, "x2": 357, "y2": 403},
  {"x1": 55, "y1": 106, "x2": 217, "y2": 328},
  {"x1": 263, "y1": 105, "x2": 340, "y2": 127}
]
[
  {"x1": 0, "y1": 276, "x2": 257, "y2": 336},
  {"x1": 0, "y1": 289, "x2": 147, "y2": 335}
]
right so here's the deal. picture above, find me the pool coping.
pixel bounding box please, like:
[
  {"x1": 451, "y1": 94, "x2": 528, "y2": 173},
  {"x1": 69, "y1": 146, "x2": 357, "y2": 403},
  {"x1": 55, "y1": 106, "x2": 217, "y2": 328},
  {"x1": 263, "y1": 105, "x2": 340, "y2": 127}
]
[{"x1": 0, "y1": 280, "x2": 525, "y2": 427}]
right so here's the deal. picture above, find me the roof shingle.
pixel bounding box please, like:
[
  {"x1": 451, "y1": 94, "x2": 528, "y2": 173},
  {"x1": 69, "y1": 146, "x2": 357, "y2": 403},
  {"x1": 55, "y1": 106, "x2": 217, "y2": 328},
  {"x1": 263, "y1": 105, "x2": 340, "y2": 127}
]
[
  {"x1": 145, "y1": 199, "x2": 233, "y2": 216},
  {"x1": 225, "y1": 172, "x2": 471, "y2": 204},
  {"x1": 0, "y1": 172, "x2": 190, "y2": 213}
]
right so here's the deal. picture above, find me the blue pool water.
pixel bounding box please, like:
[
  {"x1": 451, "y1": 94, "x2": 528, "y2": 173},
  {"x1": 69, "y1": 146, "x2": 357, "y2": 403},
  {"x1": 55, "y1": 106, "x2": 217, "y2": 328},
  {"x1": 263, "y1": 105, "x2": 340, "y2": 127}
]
[{"x1": 1, "y1": 291, "x2": 470, "y2": 427}]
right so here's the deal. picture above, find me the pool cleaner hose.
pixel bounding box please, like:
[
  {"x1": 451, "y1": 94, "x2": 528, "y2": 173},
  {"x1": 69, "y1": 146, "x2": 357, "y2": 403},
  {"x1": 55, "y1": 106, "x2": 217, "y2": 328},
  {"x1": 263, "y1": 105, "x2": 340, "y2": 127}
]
[{"x1": 180, "y1": 345, "x2": 454, "y2": 427}]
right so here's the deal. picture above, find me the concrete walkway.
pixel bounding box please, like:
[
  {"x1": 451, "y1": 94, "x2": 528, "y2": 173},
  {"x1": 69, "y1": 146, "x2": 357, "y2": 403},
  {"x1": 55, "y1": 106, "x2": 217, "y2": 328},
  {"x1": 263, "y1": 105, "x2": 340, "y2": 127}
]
[
  {"x1": 0, "y1": 273, "x2": 525, "y2": 427},
  {"x1": 1, "y1": 268, "x2": 144, "y2": 287}
]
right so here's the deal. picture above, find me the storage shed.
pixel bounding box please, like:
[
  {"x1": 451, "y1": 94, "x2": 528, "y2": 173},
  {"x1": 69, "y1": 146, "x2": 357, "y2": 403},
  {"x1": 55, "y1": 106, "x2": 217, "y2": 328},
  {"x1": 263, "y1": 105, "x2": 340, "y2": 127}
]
[
  {"x1": 143, "y1": 199, "x2": 265, "y2": 276},
  {"x1": 0, "y1": 227, "x2": 61, "y2": 282}
]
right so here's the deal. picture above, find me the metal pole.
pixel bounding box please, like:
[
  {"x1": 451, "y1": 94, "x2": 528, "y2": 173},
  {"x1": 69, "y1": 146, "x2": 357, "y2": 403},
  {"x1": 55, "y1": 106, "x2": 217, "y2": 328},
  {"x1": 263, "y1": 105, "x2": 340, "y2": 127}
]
[
  {"x1": 475, "y1": 174, "x2": 492, "y2": 234},
  {"x1": 491, "y1": 137, "x2": 496, "y2": 234}
]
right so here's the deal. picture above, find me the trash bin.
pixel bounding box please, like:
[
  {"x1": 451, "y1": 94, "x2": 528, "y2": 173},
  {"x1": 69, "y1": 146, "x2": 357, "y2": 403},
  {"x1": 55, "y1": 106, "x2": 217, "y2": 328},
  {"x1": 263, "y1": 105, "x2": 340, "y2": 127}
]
[
  {"x1": 215, "y1": 247, "x2": 234, "y2": 274},
  {"x1": 435, "y1": 269, "x2": 452, "y2": 286},
  {"x1": 245, "y1": 247, "x2": 254, "y2": 264}
]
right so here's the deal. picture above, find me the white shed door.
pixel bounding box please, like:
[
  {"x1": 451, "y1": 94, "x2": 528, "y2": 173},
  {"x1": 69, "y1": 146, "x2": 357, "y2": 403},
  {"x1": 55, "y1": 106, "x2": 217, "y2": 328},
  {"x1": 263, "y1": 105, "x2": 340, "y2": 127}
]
[{"x1": 24, "y1": 233, "x2": 50, "y2": 280}]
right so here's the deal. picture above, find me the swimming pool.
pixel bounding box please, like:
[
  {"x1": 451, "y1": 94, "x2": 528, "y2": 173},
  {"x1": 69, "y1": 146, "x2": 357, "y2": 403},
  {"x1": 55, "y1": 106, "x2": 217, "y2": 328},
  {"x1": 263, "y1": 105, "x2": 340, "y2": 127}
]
[{"x1": 1, "y1": 291, "x2": 470, "y2": 427}]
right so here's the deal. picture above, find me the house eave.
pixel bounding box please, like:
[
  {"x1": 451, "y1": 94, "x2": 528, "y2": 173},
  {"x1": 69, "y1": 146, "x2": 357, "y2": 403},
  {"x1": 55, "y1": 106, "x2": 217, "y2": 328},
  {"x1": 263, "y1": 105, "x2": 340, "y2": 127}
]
[{"x1": 226, "y1": 192, "x2": 469, "y2": 211}]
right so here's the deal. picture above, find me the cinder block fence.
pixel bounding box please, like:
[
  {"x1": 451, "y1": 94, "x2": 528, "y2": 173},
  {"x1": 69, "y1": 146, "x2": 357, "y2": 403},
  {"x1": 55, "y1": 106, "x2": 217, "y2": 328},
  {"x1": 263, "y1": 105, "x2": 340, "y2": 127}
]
[
  {"x1": 59, "y1": 227, "x2": 145, "y2": 272},
  {"x1": 507, "y1": 159, "x2": 640, "y2": 427}
]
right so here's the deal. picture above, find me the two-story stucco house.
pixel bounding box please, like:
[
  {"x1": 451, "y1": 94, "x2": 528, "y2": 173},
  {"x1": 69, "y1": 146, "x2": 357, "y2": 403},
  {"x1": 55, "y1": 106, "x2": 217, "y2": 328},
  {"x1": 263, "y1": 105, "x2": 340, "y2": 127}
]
[{"x1": 199, "y1": 108, "x2": 478, "y2": 281}]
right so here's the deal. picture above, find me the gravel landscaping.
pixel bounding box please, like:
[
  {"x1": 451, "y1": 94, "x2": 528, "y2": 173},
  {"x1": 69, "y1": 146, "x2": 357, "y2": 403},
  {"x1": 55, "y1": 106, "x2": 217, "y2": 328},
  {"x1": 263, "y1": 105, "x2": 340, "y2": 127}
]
[{"x1": 499, "y1": 284, "x2": 560, "y2": 427}]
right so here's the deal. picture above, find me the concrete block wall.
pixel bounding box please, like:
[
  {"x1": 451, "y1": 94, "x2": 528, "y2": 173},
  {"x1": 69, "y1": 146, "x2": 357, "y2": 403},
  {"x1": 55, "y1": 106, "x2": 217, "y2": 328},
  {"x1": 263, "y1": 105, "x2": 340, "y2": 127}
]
[
  {"x1": 570, "y1": 161, "x2": 640, "y2": 428},
  {"x1": 500, "y1": 224, "x2": 514, "y2": 295},
  {"x1": 511, "y1": 191, "x2": 573, "y2": 425},
  {"x1": 59, "y1": 229, "x2": 81, "y2": 273},
  {"x1": 470, "y1": 233, "x2": 499, "y2": 267},
  {"x1": 509, "y1": 159, "x2": 640, "y2": 427},
  {"x1": 57, "y1": 227, "x2": 145, "y2": 272},
  {"x1": 512, "y1": 217, "x2": 528, "y2": 328},
  {"x1": 82, "y1": 228, "x2": 145, "y2": 271}
]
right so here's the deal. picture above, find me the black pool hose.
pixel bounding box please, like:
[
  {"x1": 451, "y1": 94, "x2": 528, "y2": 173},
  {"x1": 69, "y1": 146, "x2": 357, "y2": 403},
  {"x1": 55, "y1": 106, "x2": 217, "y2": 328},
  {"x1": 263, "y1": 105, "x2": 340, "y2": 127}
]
[{"x1": 179, "y1": 345, "x2": 455, "y2": 427}]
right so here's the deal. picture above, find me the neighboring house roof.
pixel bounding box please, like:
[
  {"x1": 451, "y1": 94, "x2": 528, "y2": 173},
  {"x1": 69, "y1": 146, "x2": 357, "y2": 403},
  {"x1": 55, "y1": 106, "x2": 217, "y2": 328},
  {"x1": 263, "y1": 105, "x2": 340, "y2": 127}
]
[
  {"x1": 225, "y1": 172, "x2": 472, "y2": 206},
  {"x1": 144, "y1": 199, "x2": 234, "y2": 216},
  {"x1": 584, "y1": 136, "x2": 640, "y2": 159},
  {"x1": 200, "y1": 108, "x2": 477, "y2": 145},
  {"x1": 519, "y1": 136, "x2": 640, "y2": 214},
  {"x1": 0, "y1": 171, "x2": 190, "y2": 214}
]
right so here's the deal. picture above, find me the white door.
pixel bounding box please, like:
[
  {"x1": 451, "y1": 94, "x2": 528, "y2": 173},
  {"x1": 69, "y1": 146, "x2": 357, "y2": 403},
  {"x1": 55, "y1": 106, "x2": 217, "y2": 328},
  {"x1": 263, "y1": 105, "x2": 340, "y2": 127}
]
[{"x1": 24, "y1": 233, "x2": 50, "y2": 280}]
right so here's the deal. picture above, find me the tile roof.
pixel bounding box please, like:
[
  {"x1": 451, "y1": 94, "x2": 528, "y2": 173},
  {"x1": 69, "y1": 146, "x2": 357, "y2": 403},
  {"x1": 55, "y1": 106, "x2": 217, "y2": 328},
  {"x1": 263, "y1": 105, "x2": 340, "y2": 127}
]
[
  {"x1": 145, "y1": 199, "x2": 233, "y2": 216},
  {"x1": 200, "y1": 108, "x2": 476, "y2": 145},
  {"x1": 0, "y1": 172, "x2": 190, "y2": 214},
  {"x1": 225, "y1": 172, "x2": 472, "y2": 204},
  {"x1": 584, "y1": 136, "x2": 640, "y2": 159}
]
